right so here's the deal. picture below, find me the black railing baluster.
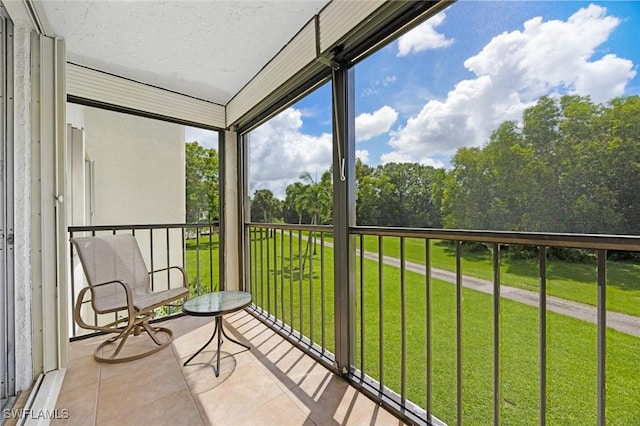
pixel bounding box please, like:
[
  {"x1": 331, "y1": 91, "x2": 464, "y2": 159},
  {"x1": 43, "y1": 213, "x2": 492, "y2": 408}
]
[
  {"x1": 597, "y1": 249, "x2": 607, "y2": 426},
  {"x1": 298, "y1": 229, "x2": 303, "y2": 335},
  {"x1": 309, "y1": 230, "x2": 314, "y2": 343},
  {"x1": 273, "y1": 226, "x2": 278, "y2": 321},
  {"x1": 400, "y1": 237, "x2": 407, "y2": 407},
  {"x1": 359, "y1": 234, "x2": 365, "y2": 373},
  {"x1": 209, "y1": 225, "x2": 214, "y2": 292},
  {"x1": 321, "y1": 232, "x2": 326, "y2": 352},
  {"x1": 540, "y1": 246, "x2": 547, "y2": 426},
  {"x1": 259, "y1": 227, "x2": 264, "y2": 312},
  {"x1": 280, "y1": 228, "x2": 285, "y2": 323},
  {"x1": 266, "y1": 227, "x2": 271, "y2": 315},
  {"x1": 493, "y1": 243, "x2": 500, "y2": 426},
  {"x1": 166, "y1": 227, "x2": 170, "y2": 290},
  {"x1": 425, "y1": 238, "x2": 432, "y2": 420},
  {"x1": 379, "y1": 235, "x2": 384, "y2": 392},
  {"x1": 150, "y1": 229, "x2": 155, "y2": 291},
  {"x1": 289, "y1": 229, "x2": 294, "y2": 329},
  {"x1": 456, "y1": 240, "x2": 463, "y2": 426}
]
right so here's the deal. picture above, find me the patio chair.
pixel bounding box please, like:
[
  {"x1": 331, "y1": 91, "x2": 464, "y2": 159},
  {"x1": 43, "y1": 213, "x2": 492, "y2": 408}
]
[{"x1": 70, "y1": 234, "x2": 189, "y2": 363}]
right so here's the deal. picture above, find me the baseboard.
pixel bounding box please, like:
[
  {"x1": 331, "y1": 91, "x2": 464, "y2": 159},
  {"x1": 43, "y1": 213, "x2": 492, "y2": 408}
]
[{"x1": 16, "y1": 370, "x2": 66, "y2": 426}]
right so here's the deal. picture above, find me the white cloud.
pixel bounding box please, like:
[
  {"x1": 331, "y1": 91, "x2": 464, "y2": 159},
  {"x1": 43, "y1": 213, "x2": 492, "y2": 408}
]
[
  {"x1": 419, "y1": 157, "x2": 445, "y2": 169},
  {"x1": 362, "y1": 75, "x2": 397, "y2": 97},
  {"x1": 380, "y1": 151, "x2": 445, "y2": 169},
  {"x1": 380, "y1": 151, "x2": 415, "y2": 164},
  {"x1": 185, "y1": 126, "x2": 218, "y2": 149},
  {"x1": 356, "y1": 149, "x2": 370, "y2": 164},
  {"x1": 249, "y1": 108, "x2": 332, "y2": 199},
  {"x1": 355, "y1": 105, "x2": 398, "y2": 142},
  {"x1": 397, "y1": 13, "x2": 454, "y2": 57},
  {"x1": 386, "y1": 4, "x2": 636, "y2": 163}
]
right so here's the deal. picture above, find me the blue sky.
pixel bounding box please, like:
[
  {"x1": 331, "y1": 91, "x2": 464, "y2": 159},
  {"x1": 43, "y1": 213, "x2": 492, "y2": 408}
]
[
  {"x1": 245, "y1": 1, "x2": 640, "y2": 197},
  {"x1": 185, "y1": 126, "x2": 218, "y2": 150}
]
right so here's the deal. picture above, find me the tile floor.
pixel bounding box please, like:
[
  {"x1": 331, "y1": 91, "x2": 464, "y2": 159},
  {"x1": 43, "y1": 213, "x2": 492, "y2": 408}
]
[{"x1": 52, "y1": 311, "x2": 406, "y2": 426}]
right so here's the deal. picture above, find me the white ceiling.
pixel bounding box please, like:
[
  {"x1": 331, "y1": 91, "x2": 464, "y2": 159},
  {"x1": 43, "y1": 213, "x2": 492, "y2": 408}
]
[{"x1": 40, "y1": 0, "x2": 330, "y2": 105}]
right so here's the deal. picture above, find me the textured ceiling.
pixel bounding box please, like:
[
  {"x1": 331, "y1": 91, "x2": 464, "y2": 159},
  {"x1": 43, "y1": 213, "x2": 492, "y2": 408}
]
[{"x1": 40, "y1": 0, "x2": 330, "y2": 105}]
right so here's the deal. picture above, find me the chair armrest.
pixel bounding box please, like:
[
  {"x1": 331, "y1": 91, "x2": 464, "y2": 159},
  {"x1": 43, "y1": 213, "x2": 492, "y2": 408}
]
[
  {"x1": 87, "y1": 279, "x2": 135, "y2": 313},
  {"x1": 74, "y1": 279, "x2": 136, "y2": 331},
  {"x1": 149, "y1": 265, "x2": 188, "y2": 289}
]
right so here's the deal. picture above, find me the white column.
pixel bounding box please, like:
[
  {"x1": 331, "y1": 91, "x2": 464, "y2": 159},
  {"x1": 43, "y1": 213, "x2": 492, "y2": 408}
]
[{"x1": 223, "y1": 130, "x2": 240, "y2": 291}]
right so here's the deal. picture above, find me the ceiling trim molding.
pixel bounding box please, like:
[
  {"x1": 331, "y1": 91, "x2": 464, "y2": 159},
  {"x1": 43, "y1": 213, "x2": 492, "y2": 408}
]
[{"x1": 67, "y1": 63, "x2": 226, "y2": 129}]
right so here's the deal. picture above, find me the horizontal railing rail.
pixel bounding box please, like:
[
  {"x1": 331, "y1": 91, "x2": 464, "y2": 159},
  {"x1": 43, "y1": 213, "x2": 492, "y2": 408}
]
[
  {"x1": 352, "y1": 226, "x2": 640, "y2": 251},
  {"x1": 245, "y1": 222, "x2": 640, "y2": 426},
  {"x1": 68, "y1": 222, "x2": 220, "y2": 339}
]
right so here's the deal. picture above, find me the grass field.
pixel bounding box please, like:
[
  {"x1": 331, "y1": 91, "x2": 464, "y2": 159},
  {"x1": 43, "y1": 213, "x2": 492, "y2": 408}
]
[
  {"x1": 187, "y1": 230, "x2": 640, "y2": 425},
  {"x1": 356, "y1": 235, "x2": 640, "y2": 317},
  {"x1": 184, "y1": 233, "x2": 220, "y2": 295}
]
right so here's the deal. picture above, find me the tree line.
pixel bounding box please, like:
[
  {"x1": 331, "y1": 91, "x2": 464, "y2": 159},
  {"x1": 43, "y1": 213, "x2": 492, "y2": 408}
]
[
  {"x1": 250, "y1": 95, "x2": 640, "y2": 237},
  {"x1": 185, "y1": 141, "x2": 219, "y2": 223}
]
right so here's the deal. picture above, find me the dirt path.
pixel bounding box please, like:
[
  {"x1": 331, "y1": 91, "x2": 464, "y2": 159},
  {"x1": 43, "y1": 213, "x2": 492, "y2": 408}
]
[{"x1": 357, "y1": 250, "x2": 640, "y2": 337}]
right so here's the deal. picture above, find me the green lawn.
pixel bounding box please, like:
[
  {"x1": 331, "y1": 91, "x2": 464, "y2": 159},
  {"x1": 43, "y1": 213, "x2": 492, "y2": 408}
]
[
  {"x1": 184, "y1": 232, "x2": 220, "y2": 296},
  {"x1": 188, "y1": 229, "x2": 640, "y2": 425},
  {"x1": 356, "y1": 236, "x2": 640, "y2": 317}
]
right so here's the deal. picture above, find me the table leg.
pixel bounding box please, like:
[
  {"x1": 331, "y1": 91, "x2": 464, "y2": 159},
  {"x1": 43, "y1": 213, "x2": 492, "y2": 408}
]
[
  {"x1": 216, "y1": 317, "x2": 222, "y2": 376},
  {"x1": 183, "y1": 316, "x2": 219, "y2": 367},
  {"x1": 184, "y1": 315, "x2": 251, "y2": 377}
]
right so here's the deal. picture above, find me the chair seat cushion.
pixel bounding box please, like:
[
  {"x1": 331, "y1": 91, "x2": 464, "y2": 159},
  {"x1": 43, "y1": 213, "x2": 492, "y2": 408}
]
[{"x1": 133, "y1": 287, "x2": 189, "y2": 312}]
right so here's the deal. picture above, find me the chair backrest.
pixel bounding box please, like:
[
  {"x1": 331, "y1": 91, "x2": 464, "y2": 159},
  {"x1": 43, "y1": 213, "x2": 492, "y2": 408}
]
[{"x1": 71, "y1": 234, "x2": 151, "y2": 312}]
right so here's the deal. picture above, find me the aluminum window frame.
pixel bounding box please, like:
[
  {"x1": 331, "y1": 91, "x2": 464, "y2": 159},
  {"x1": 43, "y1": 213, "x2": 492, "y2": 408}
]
[{"x1": 0, "y1": 3, "x2": 15, "y2": 402}]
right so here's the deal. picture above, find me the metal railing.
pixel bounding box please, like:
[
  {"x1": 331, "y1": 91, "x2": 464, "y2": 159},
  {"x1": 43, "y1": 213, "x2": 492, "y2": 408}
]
[
  {"x1": 245, "y1": 223, "x2": 640, "y2": 426},
  {"x1": 245, "y1": 223, "x2": 335, "y2": 367},
  {"x1": 68, "y1": 222, "x2": 220, "y2": 339}
]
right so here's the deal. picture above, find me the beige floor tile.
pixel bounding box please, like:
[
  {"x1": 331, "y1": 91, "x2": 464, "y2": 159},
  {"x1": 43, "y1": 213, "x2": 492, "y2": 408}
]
[
  {"x1": 288, "y1": 374, "x2": 381, "y2": 426},
  {"x1": 67, "y1": 335, "x2": 104, "y2": 361},
  {"x1": 52, "y1": 382, "x2": 98, "y2": 426},
  {"x1": 165, "y1": 315, "x2": 211, "y2": 338},
  {"x1": 97, "y1": 327, "x2": 173, "y2": 363},
  {"x1": 180, "y1": 349, "x2": 245, "y2": 396},
  {"x1": 194, "y1": 362, "x2": 284, "y2": 425},
  {"x1": 175, "y1": 328, "x2": 254, "y2": 374},
  {"x1": 230, "y1": 393, "x2": 316, "y2": 426},
  {"x1": 96, "y1": 352, "x2": 186, "y2": 422},
  {"x1": 100, "y1": 342, "x2": 177, "y2": 381},
  {"x1": 171, "y1": 322, "x2": 219, "y2": 359},
  {"x1": 59, "y1": 355, "x2": 101, "y2": 393},
  {"x1": 355, "y1": 405, "x2": 407, "y2": 426},
  {"x1": 97, "y1": 388, "x2": 204, "y2": 426},
  {"x1": 225, "y1": 311, "x2": 254, "y2": 329}
]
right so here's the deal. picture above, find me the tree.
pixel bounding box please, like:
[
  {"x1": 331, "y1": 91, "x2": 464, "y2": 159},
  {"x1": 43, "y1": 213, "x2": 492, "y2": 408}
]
[
  {"x1": 441, "y1": 147, "x2": 493, "y2": 229},
  {"x1": 598, "y1": 96, "x2": 640, "y2": 234},
  {"x1": 250, "y1": 189, "x2": 281, "y2": 223},
  {"x1": 283, "y1": 182, "x2": 311, "y2": 224},
  {"x1": 185, "y1": 141, "x2": 219, "y2": 223},
  {"x1": 441, "y1": 95, "x2": 640, "y2": 235},
  {"x1": 298, "y1": 171, "x2": 332, "y2": 225},
  {"x1": 356, "y1": 162, "x2": 442, "y2": 228}
]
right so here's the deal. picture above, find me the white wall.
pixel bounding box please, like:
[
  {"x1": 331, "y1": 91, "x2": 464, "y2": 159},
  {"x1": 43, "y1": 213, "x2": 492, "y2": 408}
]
[
  {"x1": 82, "y1": 106, "x2": 185, "y2": 226},
  {"x1": 4, "y1": 1, "x2": 35, "y2": 392}
]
